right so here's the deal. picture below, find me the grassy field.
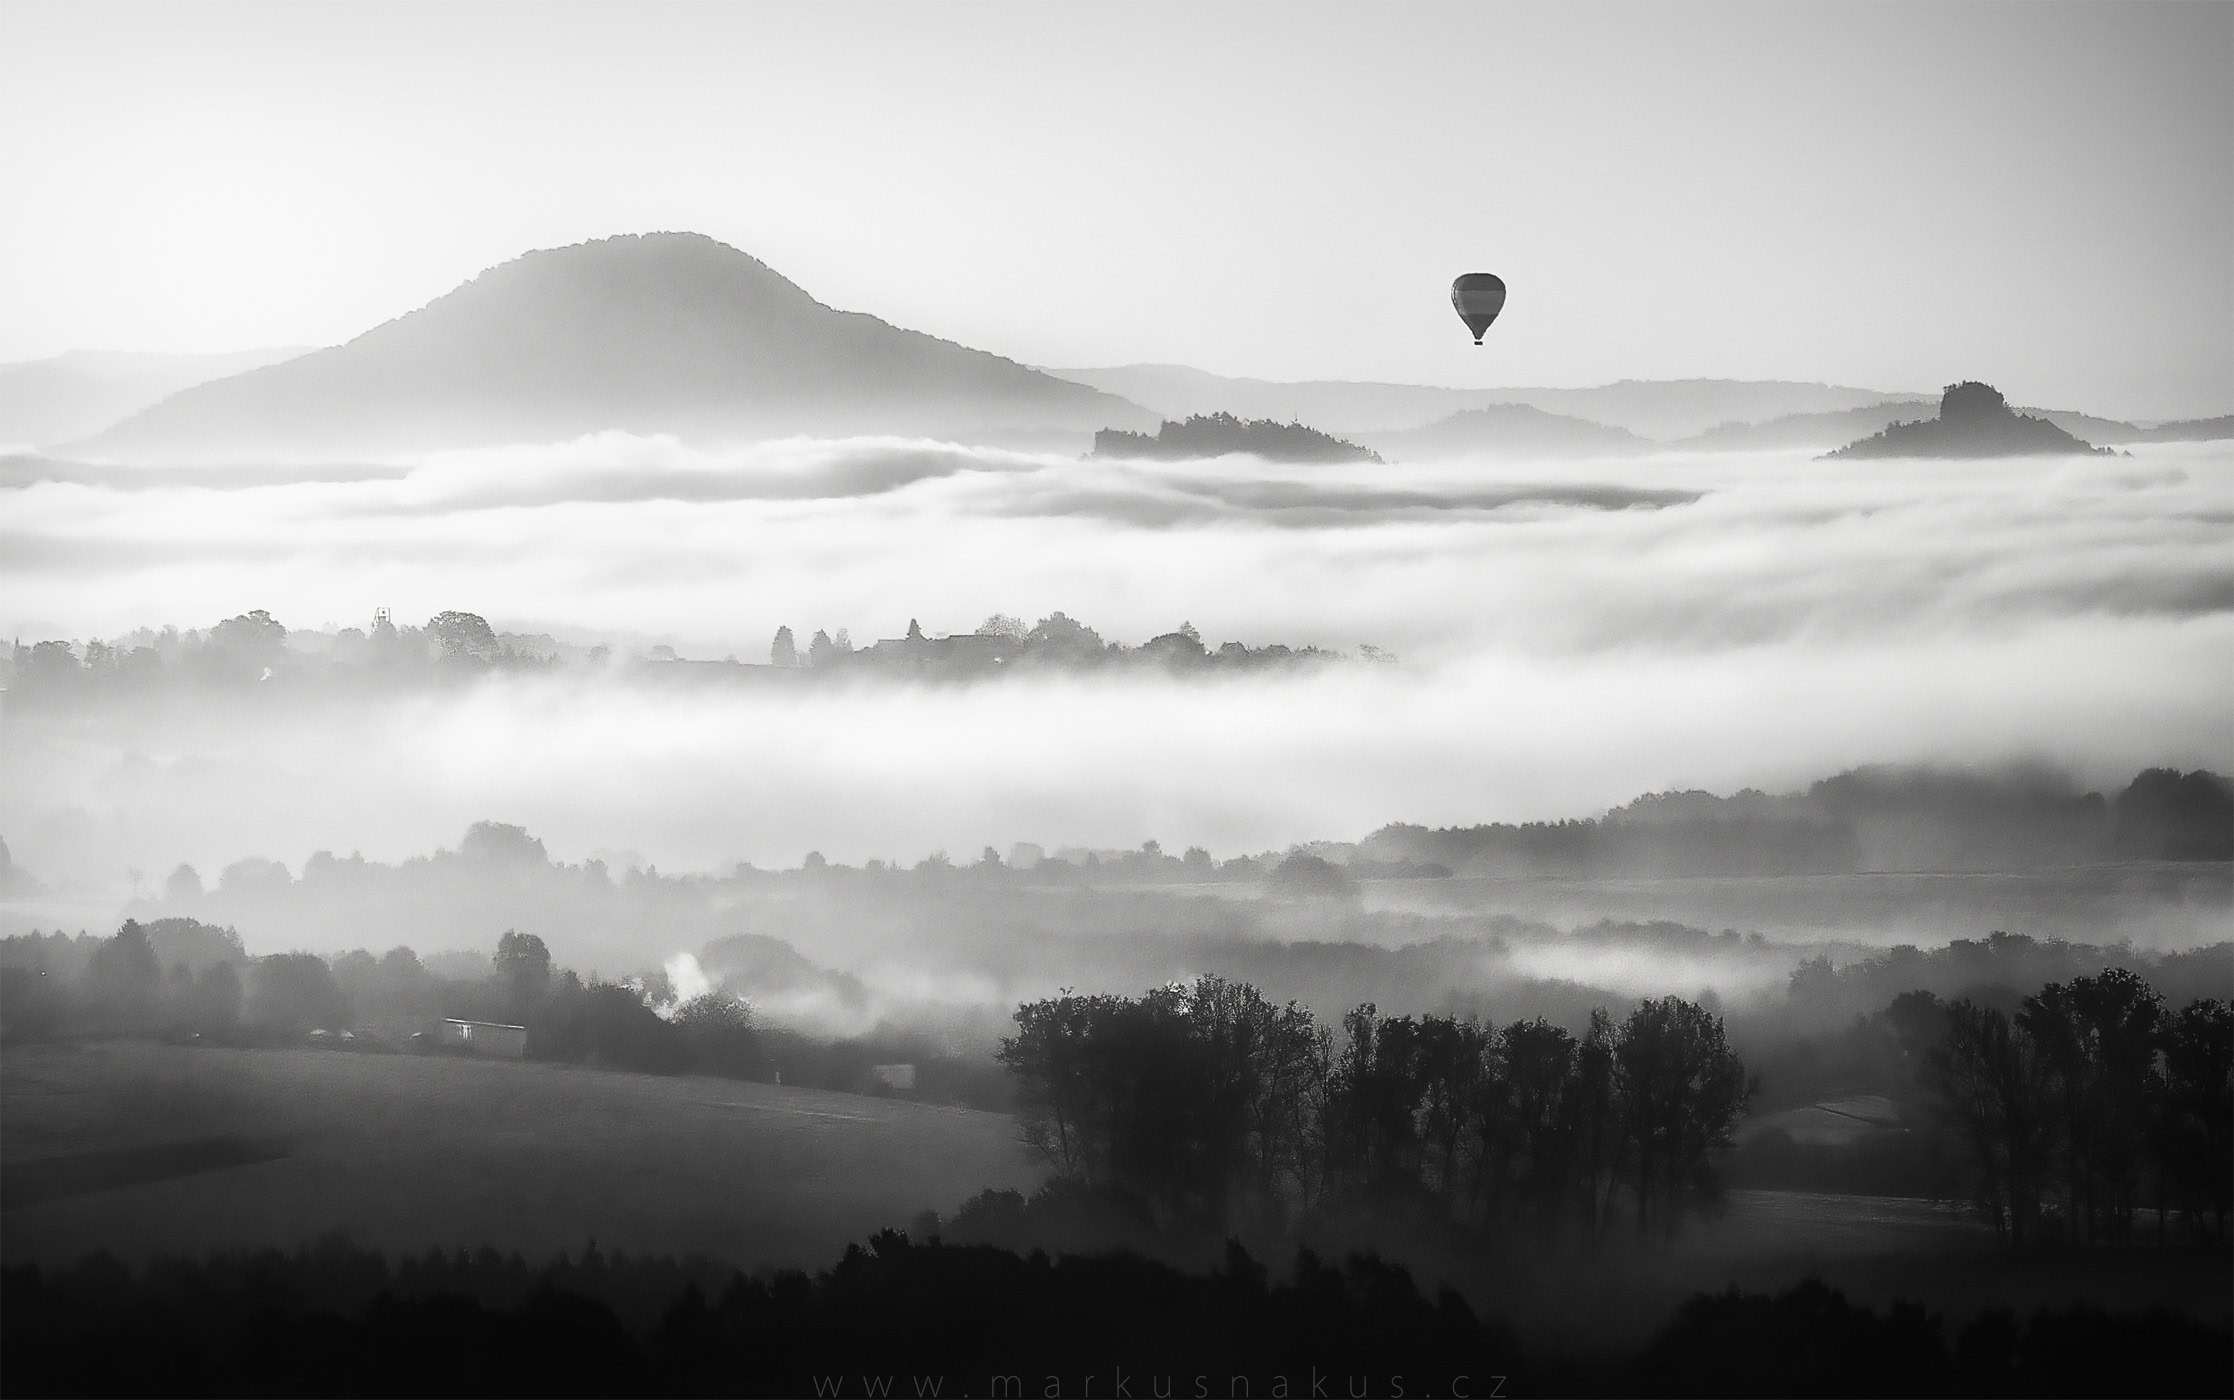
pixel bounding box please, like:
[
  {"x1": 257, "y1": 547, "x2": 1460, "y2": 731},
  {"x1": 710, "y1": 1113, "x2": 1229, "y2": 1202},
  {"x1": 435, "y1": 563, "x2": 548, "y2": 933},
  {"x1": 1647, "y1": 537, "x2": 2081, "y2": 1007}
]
[
  {"x1": 5, "y1": 1039, "x2": 2226, "y2": 1352},
  {"x1": 1, "y1": 1041, "x2": 1038, "y2": 1270}
]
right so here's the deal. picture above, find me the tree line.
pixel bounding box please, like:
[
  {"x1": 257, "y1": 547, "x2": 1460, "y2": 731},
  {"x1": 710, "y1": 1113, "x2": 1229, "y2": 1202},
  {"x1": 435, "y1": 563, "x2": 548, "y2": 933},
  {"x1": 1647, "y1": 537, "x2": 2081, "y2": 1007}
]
[
  {"x1": 1910, "y1": 970, "x2": 2231, "y2": 1244},
  {"x1": 1724, "y1": 965, "x2": 2232, "y2": 1246},
  {"x1": 760, "y1": 610, "x2": 1357, "y2": 678},
  {"x1": 997, "y1": 976, "x2": 1750, "y2": 1247},
  {"x1": 2, "y1": 603, "x2": 1368, "y2": 702},
  {"x1": 0, "y1": 920, "x2": 1006, "y2": 1107},
  {"x1": 4, "y1": 607, "x2": 559, "y2": 697},
  {"x1": 1361, "y1": 767, "x2": 2234, "y2": 876}
]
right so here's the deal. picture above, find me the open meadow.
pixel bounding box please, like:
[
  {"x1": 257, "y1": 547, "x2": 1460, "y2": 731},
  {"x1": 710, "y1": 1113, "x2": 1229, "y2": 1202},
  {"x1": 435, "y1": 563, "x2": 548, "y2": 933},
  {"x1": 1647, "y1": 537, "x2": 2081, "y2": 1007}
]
[{"x1": 1, "y1": 1040, "x2": 1036, "y2": 1270}]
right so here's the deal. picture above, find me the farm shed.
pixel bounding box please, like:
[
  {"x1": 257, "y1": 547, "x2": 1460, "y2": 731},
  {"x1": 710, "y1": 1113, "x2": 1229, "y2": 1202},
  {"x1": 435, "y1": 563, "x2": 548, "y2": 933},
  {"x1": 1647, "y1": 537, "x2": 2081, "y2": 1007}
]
[{"x1": 440, "y1": 1018, "x2": 529, "y2": 1058}]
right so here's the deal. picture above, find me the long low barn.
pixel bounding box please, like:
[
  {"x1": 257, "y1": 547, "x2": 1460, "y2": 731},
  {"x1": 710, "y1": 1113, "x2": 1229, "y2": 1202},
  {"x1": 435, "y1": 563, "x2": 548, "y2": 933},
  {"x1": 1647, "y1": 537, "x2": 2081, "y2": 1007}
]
[{"x1": 439, "y1": 1018, "x2": 528, "y2": 1058}]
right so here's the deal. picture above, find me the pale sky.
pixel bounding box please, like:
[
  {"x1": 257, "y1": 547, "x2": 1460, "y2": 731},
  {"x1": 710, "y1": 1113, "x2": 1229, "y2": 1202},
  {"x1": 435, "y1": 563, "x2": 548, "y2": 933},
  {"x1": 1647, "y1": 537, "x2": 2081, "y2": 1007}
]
[{"x1": 1, "y1": 0, "x2": 2228, "y2": 418}]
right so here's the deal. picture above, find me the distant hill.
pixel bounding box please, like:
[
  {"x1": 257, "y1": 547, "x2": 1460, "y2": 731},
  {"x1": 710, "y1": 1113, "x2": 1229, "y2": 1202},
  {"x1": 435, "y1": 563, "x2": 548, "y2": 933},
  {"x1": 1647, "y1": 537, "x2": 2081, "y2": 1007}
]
[
  {"x1": 0, "y1": 348, "x2": 306, "y2": 449},
  {"x1": 1091, "y1": 413, "x2": 1381, "y2": 463},
  {"x1": 1044, "y1": 364, "x2": 1916, "y2": 440},
  {"x1": 1673, "y1": 400, "x2": 1936, "y2": 453},
  {"x1": 1826, "y1": 382, "x2": 2115, "y2": 459},
  {"x1": 2120, "y1": 414, "x2": 2234, "y2": 443},
  {"x1": 1686, "y1": 399, "x2": 2228, "y2": 452},
  {"x1": 1517, "y1": 379, "x2": 1924, "y2": 441},
  {"x1": 1047, "y1": 365, "x2": 1502, "y2": 435},
  {"x1": 1358, "y1": 765, "x2": 2232, "y2": 877},
  {"x1": 2029, "y1": 407, "x2": 2146, "y2": 445},
  {"x1": 76, "y1": 233, "x2": 1150, "y2": 462},
  {"x1": 1367, "y1": 403, "x2": 1648, "y2": 460}
]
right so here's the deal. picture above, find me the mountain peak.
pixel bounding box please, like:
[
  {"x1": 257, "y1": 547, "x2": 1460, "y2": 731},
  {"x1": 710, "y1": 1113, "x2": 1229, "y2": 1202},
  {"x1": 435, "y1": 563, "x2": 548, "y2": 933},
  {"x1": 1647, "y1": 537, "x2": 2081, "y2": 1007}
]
[
  {"x1": 1826, "y1": 379, "x2": 2115, "y2": 459},
  {"x1": 77, "y1": 233, "x2": 1147, "y2": 461},
  {"x1": 354, "y1": 231, "x2": 825, "y2": 352},
  {"x1": 472, "y1": 230, "x2": 802, "y2": 287}
]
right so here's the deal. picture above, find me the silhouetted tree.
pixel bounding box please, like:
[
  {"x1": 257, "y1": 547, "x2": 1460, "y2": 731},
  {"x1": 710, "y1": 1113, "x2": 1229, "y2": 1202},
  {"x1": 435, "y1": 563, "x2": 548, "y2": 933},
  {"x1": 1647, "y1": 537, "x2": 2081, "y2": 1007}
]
[
  {"x1": 494, "y1": 930, "x2": 553, "y2": 1019},
  {"x1": 2156, "y1": 998, "x2": 2233, "y2": 1238},
  {"x1": 248, "y1": 952, "x2": 348, "y2": 1036},
  {"x1": 190, "y1": 960, "x2": 241, "y2": 1036},
  {"x1": 1024, "y1": 611, "x2": 1104, "y2": 664},
  {"x1": 375, "y1": 946, "x2": 438, "y2": 1019},
  {"x1": 1414, "y1": 1013, "x2": 1491, "y2": 1212},
  {"x1": 1501, "y1": 1017, "x2": 1580, "y2": 1225},
  {"x1": 427, "y1": 610, "x2": 498, "y2": 660},
  {"x1": 218, "y1": 856, "x2": 292, "y2": 898},
  {"x1": 2018, "y1": 968, "x2": 2164, "y2": 1242},
  {"x1": 458, "y1": 821, "x2": 549, "y2": 867},
  {"x1": 674, "y1": 992, "x2": 757, "y2": 1076},
  {"x1": 1925, "y1": 999, "x2": 2052, "y2": 1243},
  {"x1": 999, "y1": 989, "x2": 1120, "y2": 1182},
  {"x1": 1571, "y1": 1008, "x2": 1622, "y2": 1241},
  {"x1": 1001, "y1": 979, "x2": 1752, "y2": 1244},
  {"x1": 206, "y1": 609, "x2": 287, "y2": 678},
  {"x1": 1323, "y1": 1004, "x2": 1428, "y2": 1205},
  {"x1": 83, "y1": 919, "x2": 162, "y2": 1033},
  {"x1": 1267, "y1": 852, "x2": 1357, "y2": 901},
  {"x1": 1614, "y1": 997, "x2": 1749, "y2": 1236}
]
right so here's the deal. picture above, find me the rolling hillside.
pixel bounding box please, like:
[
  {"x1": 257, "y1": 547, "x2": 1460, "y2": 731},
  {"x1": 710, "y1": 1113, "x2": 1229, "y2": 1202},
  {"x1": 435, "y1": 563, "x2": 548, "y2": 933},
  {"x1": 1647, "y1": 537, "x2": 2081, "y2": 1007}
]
[
  {"x1": 1, "y1": 1041, "x2": 1036, "y2": 1269},
  {"x1": 1368, "y1": 403, "x2": 1649, "y2": 459}
]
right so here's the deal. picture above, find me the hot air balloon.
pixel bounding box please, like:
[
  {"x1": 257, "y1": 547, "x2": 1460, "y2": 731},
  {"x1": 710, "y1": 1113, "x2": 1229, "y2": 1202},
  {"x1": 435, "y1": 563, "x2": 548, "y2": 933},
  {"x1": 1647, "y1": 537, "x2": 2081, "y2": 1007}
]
[{"x1": 1450, "y1": 273, "x2": 1506, "y2": 344}]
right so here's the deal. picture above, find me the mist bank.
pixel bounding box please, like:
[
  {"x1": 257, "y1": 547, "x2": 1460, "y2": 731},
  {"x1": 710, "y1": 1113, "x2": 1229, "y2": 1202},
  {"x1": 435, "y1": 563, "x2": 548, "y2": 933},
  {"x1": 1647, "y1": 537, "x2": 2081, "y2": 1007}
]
[
  {"x1": 6, "y1": 435, "x2": 2231, "y2": 659},
  {"x1": 10, "y1": 875, "x2": 2229, "y2": 1067},
  {"x1": 6, "y1": 432, "x2": 2229, "y2": 971},
  {"x1": 4, "y1": 645, "x2": 2229, "y2": 896},
  {"x1": 5, "y1": 758, "x2": 2228, "y2": 1043}
]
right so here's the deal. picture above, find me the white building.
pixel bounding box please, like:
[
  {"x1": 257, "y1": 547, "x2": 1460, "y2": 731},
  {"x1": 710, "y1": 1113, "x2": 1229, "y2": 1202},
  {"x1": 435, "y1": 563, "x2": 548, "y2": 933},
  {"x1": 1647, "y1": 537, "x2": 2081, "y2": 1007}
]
[{"x1": 440, "y1": 1018, "x2": 529, "y2": 1058}]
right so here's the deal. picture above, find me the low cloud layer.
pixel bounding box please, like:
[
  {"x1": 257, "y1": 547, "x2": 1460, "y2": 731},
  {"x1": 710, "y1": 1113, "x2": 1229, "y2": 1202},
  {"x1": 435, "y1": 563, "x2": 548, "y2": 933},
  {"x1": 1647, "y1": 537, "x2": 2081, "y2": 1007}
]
[
  {"x1": 2, "y1": 435, "x2": 2230, "y2": 888},
  {"x1": 5, "y1": 435, "x2": 2230, "y2": 661}
]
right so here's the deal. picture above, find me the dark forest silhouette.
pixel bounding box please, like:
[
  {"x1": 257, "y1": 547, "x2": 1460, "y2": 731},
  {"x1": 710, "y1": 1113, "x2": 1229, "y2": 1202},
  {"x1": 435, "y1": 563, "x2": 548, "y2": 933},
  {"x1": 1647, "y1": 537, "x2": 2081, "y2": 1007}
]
[
  {"x1": 1092, "y1": 412, "x2": 1383, "y2": 464},
  {"x1": 4, "y1": 1229, "x2": 2226, "y2": 1397}
]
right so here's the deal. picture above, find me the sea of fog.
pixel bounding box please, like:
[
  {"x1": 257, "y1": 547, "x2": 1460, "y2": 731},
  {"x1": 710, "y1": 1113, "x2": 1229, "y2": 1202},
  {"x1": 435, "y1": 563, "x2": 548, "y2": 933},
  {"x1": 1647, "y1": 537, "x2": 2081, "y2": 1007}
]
[{"x1": 3, "y1": 435, "x2": 2231, "y2": 889}]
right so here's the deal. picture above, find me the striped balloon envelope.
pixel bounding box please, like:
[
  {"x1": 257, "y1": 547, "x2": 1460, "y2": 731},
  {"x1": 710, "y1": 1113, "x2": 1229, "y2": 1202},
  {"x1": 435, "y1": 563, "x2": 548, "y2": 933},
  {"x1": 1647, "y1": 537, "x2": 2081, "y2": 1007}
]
[{"x1": 1450, "y1": 273, "x2": 1507, "y2": 344}]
